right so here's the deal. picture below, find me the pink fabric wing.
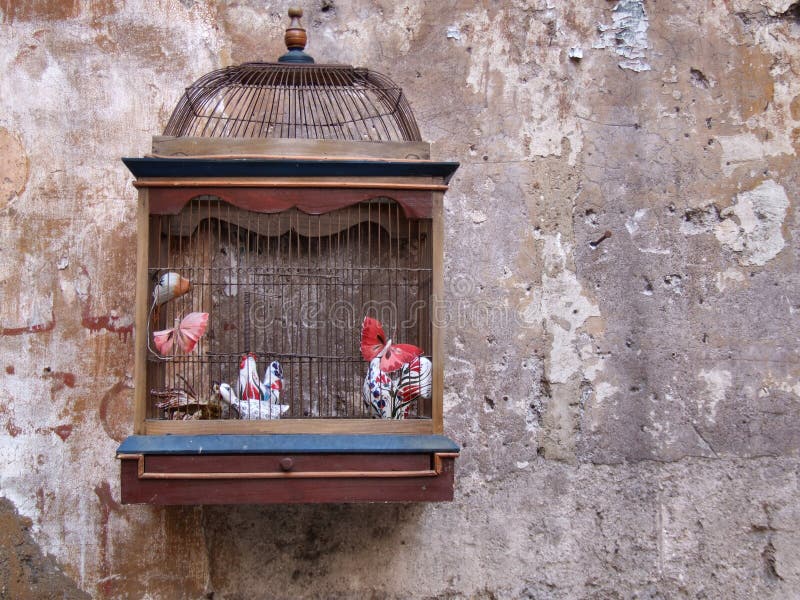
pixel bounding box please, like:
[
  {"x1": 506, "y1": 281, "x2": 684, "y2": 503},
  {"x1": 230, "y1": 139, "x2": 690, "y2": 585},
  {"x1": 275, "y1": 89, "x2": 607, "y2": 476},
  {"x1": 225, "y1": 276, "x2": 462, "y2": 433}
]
[
  {"x1": 152, "y1": 328, "x2": 175, "y2": 355},
  {"x1": 175, "y1": 312, "x2": 209, "y2": 353}
]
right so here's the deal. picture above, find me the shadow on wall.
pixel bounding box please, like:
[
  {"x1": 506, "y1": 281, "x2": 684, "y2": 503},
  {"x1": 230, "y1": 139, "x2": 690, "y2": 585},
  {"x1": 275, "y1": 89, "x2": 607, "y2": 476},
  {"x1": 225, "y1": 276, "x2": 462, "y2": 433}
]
[{"x1": 200, "y1": 502, "x2": 427, "y2": 586}]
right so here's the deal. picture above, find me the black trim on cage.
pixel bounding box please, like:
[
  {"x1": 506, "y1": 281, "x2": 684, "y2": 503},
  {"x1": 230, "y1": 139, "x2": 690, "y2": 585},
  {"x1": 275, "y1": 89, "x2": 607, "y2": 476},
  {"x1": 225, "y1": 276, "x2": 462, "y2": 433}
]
[{"x1": 122, "y1": 157, "x2": 459, "y2": 182}]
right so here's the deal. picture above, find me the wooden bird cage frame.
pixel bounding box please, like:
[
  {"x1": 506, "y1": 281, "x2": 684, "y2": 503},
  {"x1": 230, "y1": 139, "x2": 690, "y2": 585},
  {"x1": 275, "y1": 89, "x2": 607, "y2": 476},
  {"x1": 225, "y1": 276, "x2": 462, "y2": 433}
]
[
  {"x1": 127, "y1": 137, "x2": 455, "y2": 437},
  {"x1": 116, "y1": 9, "x2": 459, "y2": 505}
]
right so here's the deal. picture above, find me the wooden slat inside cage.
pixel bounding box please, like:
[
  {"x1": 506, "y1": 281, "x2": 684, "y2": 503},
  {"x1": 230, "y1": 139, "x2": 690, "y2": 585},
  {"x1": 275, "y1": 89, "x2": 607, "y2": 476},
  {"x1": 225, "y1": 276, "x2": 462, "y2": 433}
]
[{"x1": 146, "y1": 198, "x2": 433, "y2": 421}]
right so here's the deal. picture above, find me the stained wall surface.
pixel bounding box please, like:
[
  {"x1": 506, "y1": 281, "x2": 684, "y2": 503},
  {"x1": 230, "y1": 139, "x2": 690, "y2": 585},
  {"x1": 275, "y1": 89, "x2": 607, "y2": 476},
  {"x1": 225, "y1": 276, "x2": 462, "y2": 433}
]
[{"x1": 1, "y1": 1, "x2": 799, "y2": 598}]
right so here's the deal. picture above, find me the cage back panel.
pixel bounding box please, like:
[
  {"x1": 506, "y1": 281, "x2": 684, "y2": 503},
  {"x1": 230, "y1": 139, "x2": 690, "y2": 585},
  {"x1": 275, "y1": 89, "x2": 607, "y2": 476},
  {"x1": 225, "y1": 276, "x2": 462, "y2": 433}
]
[{"x1": 146, "y1": 198, "x2": 433, "y2": 420}]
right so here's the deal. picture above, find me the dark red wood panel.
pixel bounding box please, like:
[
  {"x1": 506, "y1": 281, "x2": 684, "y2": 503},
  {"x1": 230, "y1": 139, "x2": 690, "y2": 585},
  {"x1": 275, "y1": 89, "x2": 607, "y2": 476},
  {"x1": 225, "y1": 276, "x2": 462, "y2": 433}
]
[{"x1": 119, "y1": 455, "x2": 455, "y2": 504}]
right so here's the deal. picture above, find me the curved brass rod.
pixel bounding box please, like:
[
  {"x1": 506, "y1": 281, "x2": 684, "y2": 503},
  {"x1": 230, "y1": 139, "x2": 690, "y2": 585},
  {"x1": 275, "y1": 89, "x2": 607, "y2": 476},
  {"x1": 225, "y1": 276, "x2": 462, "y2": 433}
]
[{"x1": 117, "y1": 453, "x2": 457, "y2": 480}]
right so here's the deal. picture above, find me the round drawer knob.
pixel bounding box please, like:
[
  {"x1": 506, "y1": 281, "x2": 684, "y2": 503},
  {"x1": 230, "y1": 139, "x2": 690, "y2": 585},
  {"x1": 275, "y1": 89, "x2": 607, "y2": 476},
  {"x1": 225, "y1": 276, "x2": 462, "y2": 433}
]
[{"x1": 279, "y1": 457, "x2": 294, "y2": 472}]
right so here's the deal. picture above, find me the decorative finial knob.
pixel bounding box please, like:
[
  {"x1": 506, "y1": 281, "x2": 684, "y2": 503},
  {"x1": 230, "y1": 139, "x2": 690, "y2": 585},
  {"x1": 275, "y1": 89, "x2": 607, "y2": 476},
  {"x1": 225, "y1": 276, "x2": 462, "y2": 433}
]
[
  {"x1": 278, "y1": 7, "x2": 314, "y2": 63},
  {"x1": 284, "y1": 7, "x2": 307, "y2": 51}
]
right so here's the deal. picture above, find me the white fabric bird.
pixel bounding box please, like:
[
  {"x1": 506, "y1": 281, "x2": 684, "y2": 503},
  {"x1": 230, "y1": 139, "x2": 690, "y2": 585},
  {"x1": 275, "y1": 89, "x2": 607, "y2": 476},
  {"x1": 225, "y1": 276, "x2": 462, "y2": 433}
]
[
  {"x1": 152, "y1": 272, "x2": 191, "y2": 307},
  {"x1": 362, "y1": 357, "x2": 393, "y2": 417},
  {"x1": 212, "y1": 381, "x2": 238, "y2": 420},
  {"x1": 363, "y1": 356, "x2": 432, "y2": 419},
  {"x1": 238, "y1": 353, "x2": 263, "y2": 401},
  {"x1": 260, "y1": 360, "x2": 284, "y2": 404},
  {"x1": 219, "y1": 383, "x2": 289, "y2": 420}
]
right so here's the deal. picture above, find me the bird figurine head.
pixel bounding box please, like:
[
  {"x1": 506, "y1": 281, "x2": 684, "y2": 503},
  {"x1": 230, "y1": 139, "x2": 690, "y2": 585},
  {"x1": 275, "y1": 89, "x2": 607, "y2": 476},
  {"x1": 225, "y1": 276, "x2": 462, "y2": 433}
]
[
  {"x1": 238, "y1": 353, "x2": 262, "y2": 401},
  {"x1": 218, "y1": 382, "x2": 237, "y2": 402},
  {"x1": 152, "y1": 272, "x2": 191, "y2": 306},
  {"x1": 239, "y1": 352, "x2": 258, "y2": 370}
]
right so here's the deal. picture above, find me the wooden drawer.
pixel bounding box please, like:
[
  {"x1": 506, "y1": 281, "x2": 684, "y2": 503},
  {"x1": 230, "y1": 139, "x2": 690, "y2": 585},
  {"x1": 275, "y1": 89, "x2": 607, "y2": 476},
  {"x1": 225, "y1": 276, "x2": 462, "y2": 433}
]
[
  {"x1": 139, "y1": 453, "x2": 432, "y2": 475},
  {"x1": 117, "y1": 434, "x2": 459, "y2": 505}
]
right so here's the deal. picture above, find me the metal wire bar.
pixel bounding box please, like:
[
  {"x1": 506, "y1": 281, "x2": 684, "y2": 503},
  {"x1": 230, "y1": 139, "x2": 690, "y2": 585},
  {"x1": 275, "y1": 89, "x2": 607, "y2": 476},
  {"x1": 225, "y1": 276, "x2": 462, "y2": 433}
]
[{"x1": 147, "y1": 199, "x2": 432, "y2": 421}]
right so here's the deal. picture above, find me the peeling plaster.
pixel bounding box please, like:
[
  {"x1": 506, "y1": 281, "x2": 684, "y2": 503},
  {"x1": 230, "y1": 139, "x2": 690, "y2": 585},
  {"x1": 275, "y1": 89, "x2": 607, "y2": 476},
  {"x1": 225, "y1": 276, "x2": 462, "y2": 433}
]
[
  {"x1": 521, "y1": 233, "x2": 601, "y2": 385},
  {"x1": 594, "y1": 0, "x2": 651, "y2": 72},
  {"x1": 714, "y1": 179, "x2": 789, "y2": 266},
  {"x1": 761, "y1": 0, "x2": 800, "y2": 15},
  {"x1": 382, "y1": 4, "x2": 423, "y2": 55},
  {"x1": 644, "y1": 404, "x2": 682, "y2": 448},
  {"x1": 0, "y1": 127, "x2": 29, "y2": 208},
  {"x1": 715, "y1": 267, "x2": 747, "y2": 292},
  {"x1": 760, "y1": 376, "x2": 800, "y2": 399},
  {"x1": 594, "y1": 381, "x2": 619, "y2": 405},
  {"x1": 626, "y1": 208, "x2": 672, "y2": 255},
  {"x1": 469, "y1": 209, "x2": 488, "y2": 225},
  {"x1": 681, "y1": 203, "x2": 721, "y2": 236},
  {"x1": 718, "y1": 134, "x2": 794, "y2": 177},
  {"x1": 0, "y1": 250, "x2": 55, "y2": 334},
  {"x1": 697, "y1": 369, "x2": 732, "y2": 423},
  {"x1": 462, "y1": 7, "x2": 583, "y2": 164}
]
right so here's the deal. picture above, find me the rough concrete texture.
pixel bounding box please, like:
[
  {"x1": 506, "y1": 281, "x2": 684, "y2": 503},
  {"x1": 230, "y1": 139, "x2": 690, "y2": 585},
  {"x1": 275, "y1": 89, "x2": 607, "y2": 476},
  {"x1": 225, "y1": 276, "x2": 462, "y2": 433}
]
[
  {"x1": 1, "y1": 0, "x2": 799, "y2": 598},
  {"x1": 0, "y1": 497, "x2": 90, "y2": 600}
]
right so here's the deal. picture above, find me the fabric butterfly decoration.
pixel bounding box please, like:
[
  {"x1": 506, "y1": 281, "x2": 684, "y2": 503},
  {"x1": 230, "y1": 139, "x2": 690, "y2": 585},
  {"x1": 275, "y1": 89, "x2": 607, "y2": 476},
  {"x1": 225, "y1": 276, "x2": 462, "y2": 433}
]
[
  {"x1": 360, "y1": 316, "x2": 423, "y2": 373},
  {"x1": 152, "y1": 312, "x2": 209, "y2": 356}
]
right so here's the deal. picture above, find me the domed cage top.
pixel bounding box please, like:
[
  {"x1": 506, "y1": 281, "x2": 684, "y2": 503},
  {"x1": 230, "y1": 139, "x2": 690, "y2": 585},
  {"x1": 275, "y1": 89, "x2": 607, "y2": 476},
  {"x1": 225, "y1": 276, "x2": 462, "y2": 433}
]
[{"x1": 163, "y1": 63, "x2": 421, "y2": 142}]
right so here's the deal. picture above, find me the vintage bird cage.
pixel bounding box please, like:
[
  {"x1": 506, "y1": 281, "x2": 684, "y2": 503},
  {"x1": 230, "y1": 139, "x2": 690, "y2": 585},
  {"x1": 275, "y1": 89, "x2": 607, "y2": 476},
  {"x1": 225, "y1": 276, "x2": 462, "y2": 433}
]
[{"x1": 117, "y1": 8, "x2": 459, "y2": 504}]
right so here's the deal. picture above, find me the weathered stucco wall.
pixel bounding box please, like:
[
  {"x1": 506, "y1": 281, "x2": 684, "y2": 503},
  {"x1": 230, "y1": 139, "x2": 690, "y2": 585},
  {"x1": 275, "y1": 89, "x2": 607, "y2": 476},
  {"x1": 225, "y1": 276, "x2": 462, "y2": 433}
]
[{"x1": 1, "y1": 1, "x2": 799, "y2": 598}]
